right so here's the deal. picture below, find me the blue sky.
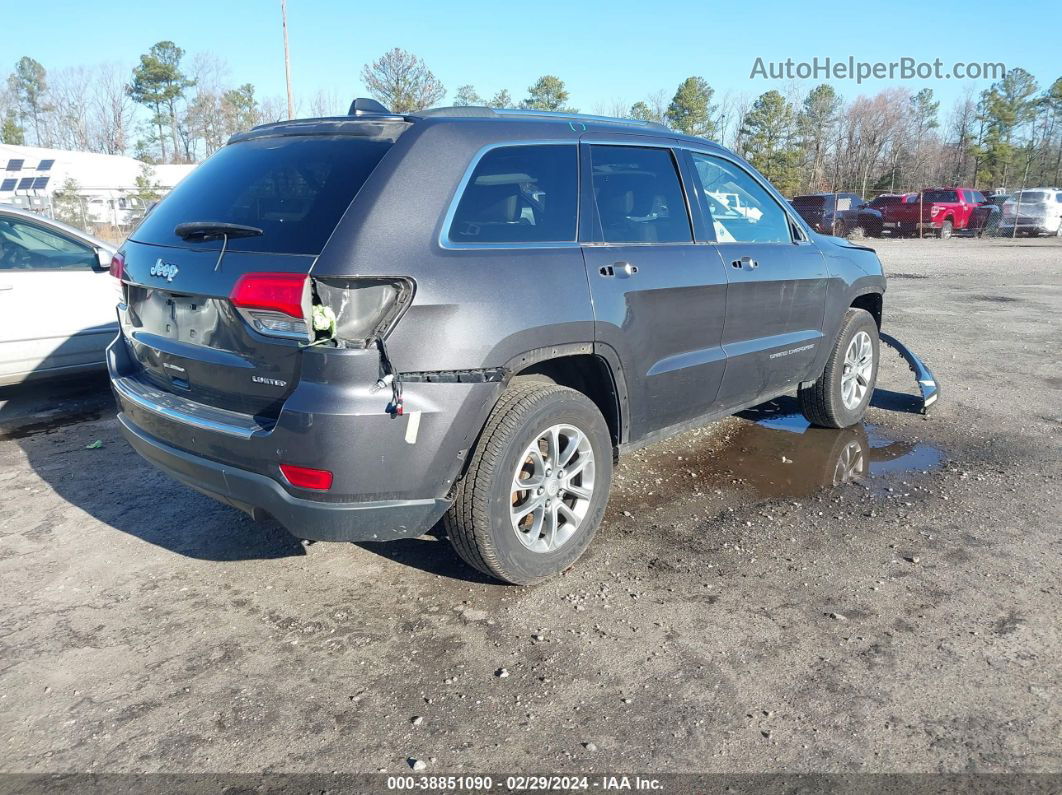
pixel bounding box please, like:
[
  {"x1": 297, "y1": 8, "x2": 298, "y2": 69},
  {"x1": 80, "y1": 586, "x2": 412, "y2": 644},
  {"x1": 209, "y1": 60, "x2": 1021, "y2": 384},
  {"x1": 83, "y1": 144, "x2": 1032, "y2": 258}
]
[{"x1": 7, "y1": 0, "x2": 1059, "y2": 117}]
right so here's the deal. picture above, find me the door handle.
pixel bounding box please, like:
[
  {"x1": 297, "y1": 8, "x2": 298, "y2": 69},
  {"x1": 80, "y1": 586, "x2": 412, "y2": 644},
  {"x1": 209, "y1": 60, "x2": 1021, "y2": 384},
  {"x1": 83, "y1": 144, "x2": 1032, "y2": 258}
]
[
  {"x1": 0, "y1": 285, "x2": 13, "y2": 291},
  {"x1": 731, "y1": 256, "x2": 759, "y2": 270},
  {"x1": 600, "y1": 261, "x2": 638, "y2": 278}
]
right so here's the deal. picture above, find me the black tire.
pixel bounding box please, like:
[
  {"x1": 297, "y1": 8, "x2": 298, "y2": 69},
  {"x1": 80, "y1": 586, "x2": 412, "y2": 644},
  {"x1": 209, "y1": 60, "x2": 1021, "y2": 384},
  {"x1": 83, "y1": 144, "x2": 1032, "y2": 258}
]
[
  {"x1": 938, "y1": 219, "x2": 953, "y2": 239},
  {"x1": 443, "y1": 382, "x2": 613, "y2": 585},
  {"x1": 798, "y1": 308, "x2": 879, "y2": 429}
]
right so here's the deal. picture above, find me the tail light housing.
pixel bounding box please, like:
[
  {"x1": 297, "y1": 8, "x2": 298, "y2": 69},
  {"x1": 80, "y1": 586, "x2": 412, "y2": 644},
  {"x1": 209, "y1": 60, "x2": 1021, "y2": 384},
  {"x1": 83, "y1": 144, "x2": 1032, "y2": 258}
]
[
  {"x1": 230, "y1": 273, "x2": 311, "y2": 341},
  {"x1": 109, "y1": 252, "x2": 125, "y2": 280},
  {"x1": 229, "y1": 273, "x2": 413, "y2": 347},
  {"x1": 314, "y1": 277, "x2": 414, "y2": 347}
]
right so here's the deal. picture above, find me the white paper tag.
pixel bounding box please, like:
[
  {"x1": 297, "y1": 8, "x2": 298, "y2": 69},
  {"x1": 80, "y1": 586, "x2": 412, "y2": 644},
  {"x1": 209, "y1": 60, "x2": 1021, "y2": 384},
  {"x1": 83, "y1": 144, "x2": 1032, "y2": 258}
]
[{"x1": 404, "y1": 410, "x2": 422, "y2": 444}]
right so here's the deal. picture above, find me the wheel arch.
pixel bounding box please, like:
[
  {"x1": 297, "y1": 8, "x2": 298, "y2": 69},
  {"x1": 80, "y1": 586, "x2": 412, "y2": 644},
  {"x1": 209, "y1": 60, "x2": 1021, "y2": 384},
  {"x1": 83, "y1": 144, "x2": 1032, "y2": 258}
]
[
  {"x1": 849, "y1": 291, "x2": 883, "y2": 329},
  {"x1": 507, "y1": 348, "x2": 625, "y2": 449}
]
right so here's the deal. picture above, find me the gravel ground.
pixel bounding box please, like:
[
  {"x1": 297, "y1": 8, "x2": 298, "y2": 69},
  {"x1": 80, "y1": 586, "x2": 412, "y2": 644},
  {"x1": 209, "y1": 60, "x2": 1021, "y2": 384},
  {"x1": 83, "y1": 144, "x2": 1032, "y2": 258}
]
[{"x1": 0, "y1": 237, "x2": 1059, "y2": 778}]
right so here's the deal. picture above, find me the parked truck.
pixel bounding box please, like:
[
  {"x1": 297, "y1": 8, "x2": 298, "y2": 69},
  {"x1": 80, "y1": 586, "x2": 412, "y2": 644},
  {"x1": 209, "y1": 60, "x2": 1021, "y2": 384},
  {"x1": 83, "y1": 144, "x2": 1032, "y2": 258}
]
[{"x1": 880, "y1": 188, "x2": 987, "y2": 239}]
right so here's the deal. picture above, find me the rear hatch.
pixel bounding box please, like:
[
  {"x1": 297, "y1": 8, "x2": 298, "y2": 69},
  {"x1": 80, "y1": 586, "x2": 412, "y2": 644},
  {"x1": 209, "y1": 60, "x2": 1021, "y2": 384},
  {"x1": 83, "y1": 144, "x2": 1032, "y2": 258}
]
[
  {"x1": 118, "y1": 123, "x2": 405, "y2": 421},
  {"x1": 1003, "y1": 191, "x2": 1049, "y2": 223}
]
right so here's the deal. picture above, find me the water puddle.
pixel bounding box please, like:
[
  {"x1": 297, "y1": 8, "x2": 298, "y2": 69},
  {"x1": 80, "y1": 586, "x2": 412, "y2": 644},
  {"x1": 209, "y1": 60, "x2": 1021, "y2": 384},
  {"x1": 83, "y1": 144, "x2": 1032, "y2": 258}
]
[
  {"x1": 619, "y1": 400, "x2": 943, "y2": 508},
  {"x1": 0, "y1": 409, "x2": 103, "y2": 441}
]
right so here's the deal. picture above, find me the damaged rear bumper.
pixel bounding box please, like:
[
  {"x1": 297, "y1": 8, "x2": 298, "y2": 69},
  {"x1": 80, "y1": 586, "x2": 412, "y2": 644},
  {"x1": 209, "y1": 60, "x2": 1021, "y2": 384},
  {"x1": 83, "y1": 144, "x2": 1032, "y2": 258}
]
[
  {"x1": 879, "y1": 332, "x2": 940, "y2": 414},
  {"x1": 107, "y1": 333, "x2": 504, "y2": 543},
  {"x1": 118, "y1": 413, "x2": 451, "y2": 542}
]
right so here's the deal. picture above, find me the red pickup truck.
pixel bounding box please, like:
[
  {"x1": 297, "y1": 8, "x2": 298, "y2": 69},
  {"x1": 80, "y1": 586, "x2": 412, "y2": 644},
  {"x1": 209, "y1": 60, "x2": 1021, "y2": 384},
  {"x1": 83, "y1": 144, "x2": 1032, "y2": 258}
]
[{"x1": 880, "y1": 188, "x2": 987, "y2": 239}]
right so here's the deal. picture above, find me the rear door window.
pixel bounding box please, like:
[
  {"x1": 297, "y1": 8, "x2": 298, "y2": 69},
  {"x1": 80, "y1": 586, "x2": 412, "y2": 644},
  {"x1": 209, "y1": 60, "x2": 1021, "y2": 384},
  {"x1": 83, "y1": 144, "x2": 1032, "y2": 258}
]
[
  {"x1": 132, "y1": 135, "x2": 395, "y2": 255},
  {"x1": 447, "y1": 144, "x2": 578, "y2": 244},
  {"x1": 589, "y1": 145, "x2": 692, "y2": 243},
  {"x1": 688, "y1": 153, "x2": 792, "y2": 243}
]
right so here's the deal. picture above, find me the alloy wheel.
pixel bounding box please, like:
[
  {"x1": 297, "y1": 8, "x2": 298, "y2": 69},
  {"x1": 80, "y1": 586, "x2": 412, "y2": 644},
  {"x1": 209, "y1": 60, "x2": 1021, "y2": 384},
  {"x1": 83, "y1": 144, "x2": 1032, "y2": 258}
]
[
  {"x1": 509, "y1": 424, "x2": 595, "y2": 553},
  {"x1": 840, "y1": 331, "x2": 874, "y2": 410}
]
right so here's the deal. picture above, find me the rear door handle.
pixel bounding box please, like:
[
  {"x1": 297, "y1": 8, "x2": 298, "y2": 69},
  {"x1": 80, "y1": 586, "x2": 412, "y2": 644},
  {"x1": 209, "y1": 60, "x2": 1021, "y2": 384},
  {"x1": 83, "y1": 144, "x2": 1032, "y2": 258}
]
[
  {"x1": 600, "y1": 261, "x2": 638, "y2": 278},
  {"x1": 731, "y1": 256, "x2": 758, "y2": 270}
]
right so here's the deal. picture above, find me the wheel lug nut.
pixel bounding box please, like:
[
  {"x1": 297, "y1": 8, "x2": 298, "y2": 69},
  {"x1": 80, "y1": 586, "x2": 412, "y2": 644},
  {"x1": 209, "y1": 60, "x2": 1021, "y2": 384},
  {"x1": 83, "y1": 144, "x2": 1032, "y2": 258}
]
[{"x1": 536, "y1": 487, "x2": 543, "y2": 495}]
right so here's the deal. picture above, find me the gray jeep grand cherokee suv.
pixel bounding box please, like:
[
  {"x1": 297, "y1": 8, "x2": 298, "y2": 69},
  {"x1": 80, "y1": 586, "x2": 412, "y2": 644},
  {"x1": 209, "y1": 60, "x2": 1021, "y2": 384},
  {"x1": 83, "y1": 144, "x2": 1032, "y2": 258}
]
[{"x1": 108, "y1": 101, "x2": 886, "y2": 584}]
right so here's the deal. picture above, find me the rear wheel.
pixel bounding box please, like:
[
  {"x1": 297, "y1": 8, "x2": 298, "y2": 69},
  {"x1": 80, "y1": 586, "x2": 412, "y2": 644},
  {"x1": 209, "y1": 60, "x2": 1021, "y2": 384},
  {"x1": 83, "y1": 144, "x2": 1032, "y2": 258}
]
[
  {"x1": 938, "y1": 219, "x2": 953, "y2": 239},
  {"x1": 444, "y1": 382, "x2": 613, "y2": 585},
  {"x1": 799, "y1": 308, "x2": 879, "y2": 429}
]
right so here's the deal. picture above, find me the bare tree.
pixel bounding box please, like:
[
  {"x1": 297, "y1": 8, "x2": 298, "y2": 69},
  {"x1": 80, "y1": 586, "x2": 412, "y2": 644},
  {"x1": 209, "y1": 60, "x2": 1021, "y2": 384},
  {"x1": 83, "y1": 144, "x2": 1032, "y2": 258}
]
[
  {"x1": 49, "y1": 67, "x2": 92, "y2": 151},
  {"x1": 360, "y1": 48, "x2": 445, "y2": 113},
  {"x1": 309, "y1": 88, "x2": 340, "y2": 118},
  {"x1": 90, "y1": 63, "x2": 133, "y2": 154},
  {"x1": 593, "y1": 98, "x2": 629, "y2": 118},
  {"x1": 259, "y1": 96, "x2": 288, "y2": 125}
]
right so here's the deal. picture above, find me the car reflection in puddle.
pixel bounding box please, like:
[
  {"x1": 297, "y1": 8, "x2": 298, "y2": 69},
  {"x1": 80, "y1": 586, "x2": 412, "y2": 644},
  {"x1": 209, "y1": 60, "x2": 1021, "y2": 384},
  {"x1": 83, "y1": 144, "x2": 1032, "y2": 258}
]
[
  {"x1": 737, "y1": 405, "x2": 943, "y2": 497},
  {"x1": 621, "y1": 399, "x2": 943, "y2": 507}
]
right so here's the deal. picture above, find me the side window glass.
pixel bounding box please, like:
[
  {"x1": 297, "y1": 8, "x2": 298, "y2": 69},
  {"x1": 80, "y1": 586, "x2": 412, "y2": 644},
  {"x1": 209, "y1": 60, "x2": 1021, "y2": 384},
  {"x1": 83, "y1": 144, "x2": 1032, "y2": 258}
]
[
  {"x1": 689, "y1": 154, "x2": 791, "y2": 243},
  {"x1": 448, "y1": 144, "x2": 577, "y2": 244},
  {"x1": 0, "y1": 218, "x2": 97, "y2": 271},
  {"x1": 589, "y1": 145, "x2": 692, "y2": 244}
]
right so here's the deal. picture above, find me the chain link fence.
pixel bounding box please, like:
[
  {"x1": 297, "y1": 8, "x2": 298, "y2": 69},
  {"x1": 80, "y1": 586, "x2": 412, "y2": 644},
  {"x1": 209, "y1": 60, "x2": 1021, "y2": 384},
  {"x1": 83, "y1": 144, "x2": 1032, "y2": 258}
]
[
  {"x1": 2, "y1": 187, "x2": 167, "y2": 244},
  {"x1": 789, "y1": 187, "x2": 1062, "y2": 241}
]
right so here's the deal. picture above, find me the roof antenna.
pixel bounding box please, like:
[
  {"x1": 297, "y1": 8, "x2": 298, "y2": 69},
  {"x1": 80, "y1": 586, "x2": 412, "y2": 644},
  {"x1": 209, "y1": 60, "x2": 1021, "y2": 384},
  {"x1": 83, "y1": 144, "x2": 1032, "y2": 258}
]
[{"x1": 347, "y1": 98, "x2": 392, "y2": 116}]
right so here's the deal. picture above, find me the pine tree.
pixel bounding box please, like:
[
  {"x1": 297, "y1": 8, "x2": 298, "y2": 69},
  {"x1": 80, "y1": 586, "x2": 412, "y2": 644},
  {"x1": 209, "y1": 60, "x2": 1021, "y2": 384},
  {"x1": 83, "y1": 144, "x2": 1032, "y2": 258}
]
[{"x1": 666, "y1": 77, "x2": 716, "y2": 138}]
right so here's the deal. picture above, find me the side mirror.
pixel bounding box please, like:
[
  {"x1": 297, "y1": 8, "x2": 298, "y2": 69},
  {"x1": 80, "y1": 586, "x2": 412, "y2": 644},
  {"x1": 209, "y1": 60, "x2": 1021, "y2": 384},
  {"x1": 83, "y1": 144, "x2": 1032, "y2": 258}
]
[{"x1": 94, "y1": 247, "x2": 112, "y2": 272}]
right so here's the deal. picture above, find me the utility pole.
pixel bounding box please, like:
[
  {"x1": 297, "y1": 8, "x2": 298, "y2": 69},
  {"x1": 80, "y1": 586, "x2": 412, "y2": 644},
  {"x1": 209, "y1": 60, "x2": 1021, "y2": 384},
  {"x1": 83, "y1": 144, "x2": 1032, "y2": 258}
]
[{"x1": 281, "y1": 0, "x2": 295, "y2": 120}]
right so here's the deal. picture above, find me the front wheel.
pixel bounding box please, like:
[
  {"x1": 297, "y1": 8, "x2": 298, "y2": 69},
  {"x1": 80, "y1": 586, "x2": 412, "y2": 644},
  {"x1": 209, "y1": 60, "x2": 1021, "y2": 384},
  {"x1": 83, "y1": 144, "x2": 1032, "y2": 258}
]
[
  {"x1": 444, "y1": 382, "x2": 613, "y2": 585},
  {"x1": 799, "y1": 308, "x2": 879, "y2": 428}
]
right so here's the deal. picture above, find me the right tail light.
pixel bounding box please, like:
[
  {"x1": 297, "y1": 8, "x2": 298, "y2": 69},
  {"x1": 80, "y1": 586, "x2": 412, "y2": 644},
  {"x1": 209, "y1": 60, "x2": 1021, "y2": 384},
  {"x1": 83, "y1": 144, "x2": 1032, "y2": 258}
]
[{"x1": 313, "y1": 277, "x2": 414, "y2": 347}]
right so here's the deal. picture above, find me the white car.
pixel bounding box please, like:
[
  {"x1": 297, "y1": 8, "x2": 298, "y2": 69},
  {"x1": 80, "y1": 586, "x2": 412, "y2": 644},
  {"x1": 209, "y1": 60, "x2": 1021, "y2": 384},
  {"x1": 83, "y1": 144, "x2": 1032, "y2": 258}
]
[
  {"x1": 1000, "y1": 188, "x2": 1062, "y2": 237},
  {"x1": 0, "y1": 205, "x2": 119, "y2": 386}
]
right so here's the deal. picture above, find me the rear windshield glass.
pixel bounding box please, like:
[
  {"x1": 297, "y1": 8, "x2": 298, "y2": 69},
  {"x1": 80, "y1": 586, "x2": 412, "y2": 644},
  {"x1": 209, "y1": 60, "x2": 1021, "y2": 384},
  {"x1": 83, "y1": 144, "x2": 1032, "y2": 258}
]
[
  {"x1": 1012, "y1": 191, "x2": 1046, "y2": 203},
  {"x1": 132, "y1": 135, "x2": 394, "y2": 254},
  {"x1": 922, "y1": 190, "x2": 958, "y2": 203}
]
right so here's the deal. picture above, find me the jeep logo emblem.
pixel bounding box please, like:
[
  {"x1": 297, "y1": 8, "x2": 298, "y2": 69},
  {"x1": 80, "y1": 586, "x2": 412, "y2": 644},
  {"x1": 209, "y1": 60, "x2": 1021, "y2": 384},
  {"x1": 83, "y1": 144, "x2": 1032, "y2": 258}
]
[{"x1": 150, "y1": 258, "x2": 179, "y2": 282}]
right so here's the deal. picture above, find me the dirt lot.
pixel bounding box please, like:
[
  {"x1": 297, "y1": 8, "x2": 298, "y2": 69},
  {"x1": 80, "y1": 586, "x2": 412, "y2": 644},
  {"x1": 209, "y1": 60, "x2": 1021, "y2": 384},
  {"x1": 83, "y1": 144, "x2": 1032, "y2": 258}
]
[{"x1": 0, "y1": 237, "x2": 1059, "y2": 779}]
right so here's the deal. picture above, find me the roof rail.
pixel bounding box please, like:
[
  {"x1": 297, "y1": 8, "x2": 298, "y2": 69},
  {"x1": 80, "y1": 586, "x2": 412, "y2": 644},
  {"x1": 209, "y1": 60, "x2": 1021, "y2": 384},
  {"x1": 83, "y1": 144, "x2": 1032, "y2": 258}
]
[{"x1": 415, "y1": 105, "x2": 671, "y2": 131}]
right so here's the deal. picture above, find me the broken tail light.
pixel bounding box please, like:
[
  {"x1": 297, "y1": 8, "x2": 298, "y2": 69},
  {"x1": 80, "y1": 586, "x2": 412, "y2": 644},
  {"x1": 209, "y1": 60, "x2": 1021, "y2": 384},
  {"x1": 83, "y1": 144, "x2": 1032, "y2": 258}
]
[{"x1": 312, "y1": 277, "x2": 414, "y2": 347}]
